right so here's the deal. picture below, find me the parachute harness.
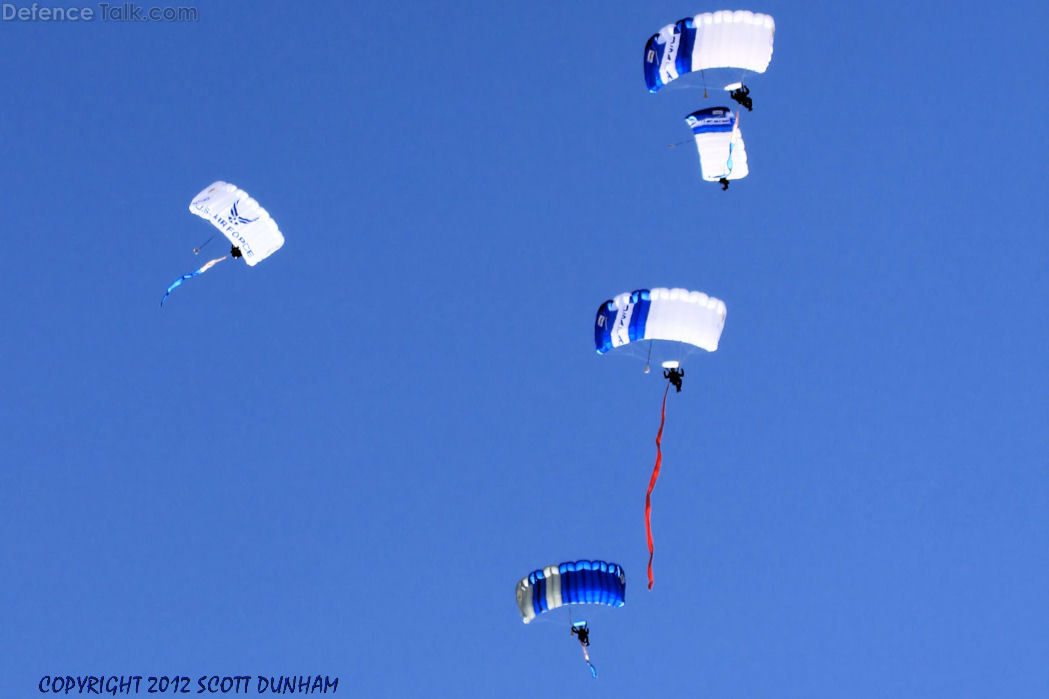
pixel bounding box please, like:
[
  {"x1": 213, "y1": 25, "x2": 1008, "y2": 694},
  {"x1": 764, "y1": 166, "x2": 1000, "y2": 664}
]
[
  {"x1": 646, "y1": 383, "x2": 671, "y2": 589},
  {"x1": 570, "y1": 619, "x2": 597, "y2": 679},
  {"x1": 160, "y1": 255, "x2": 227, "y2": 306}
]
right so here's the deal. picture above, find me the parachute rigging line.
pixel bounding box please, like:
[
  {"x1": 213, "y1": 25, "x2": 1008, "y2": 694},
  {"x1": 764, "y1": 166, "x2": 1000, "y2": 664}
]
[
  {"x1": 646, "y1": 383, "x2": 671, "y2": 589},
  {"x1": 160, "y1": 255, "x2": 227, "y2": 306},
  {"x1": 193, "y1": 233, "x2": 217, "y2": 255}
]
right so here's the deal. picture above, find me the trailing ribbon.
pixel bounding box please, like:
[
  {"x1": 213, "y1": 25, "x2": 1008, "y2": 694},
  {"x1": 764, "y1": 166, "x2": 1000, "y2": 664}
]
[
  {"x1": 646, "y1": 383, "x2": 670, "y2": 589},
  {"x1": 160, "y1": 255, "x2": 227, "y2": 306},
  {"x1": 579, "y1": 642, "x2": 597, "y2": 679}
]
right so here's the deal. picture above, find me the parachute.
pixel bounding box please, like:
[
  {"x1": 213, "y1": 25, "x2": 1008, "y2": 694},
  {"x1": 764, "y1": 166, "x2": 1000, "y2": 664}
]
[
  {"x1": 515, "y1": 560, "x2": 626, "y2": 624},
  {"x1": 685, "y1": 107, "x2": 748, "y2": 186},
  {"x1": 595, "y1": 287, "x2": 726, "y2": 359},
  {"x1": 595, "y1": 288, "x2": 726, "y2": 588},
  {"x1": 188, "y1": 181, "x2": 284, "y2": 266},
  {"x1": 516, "y1": 560, "x2": 625, "y2": 679},
  {"x1": 161, "y1": 182, "x2": 284, "y2": 305},
  {"x1": 644, "y1": 10, "x2": 775, "y2": 94}
]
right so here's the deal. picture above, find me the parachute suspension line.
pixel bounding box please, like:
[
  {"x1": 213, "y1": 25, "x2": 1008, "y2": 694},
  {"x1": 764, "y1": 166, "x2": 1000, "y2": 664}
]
[
  {"x1": 667, "y1": 139, "x2": 692, "y2": 149},
  {"x1": 192, "y1": 233, "x2": 217, "y2": 255},
  {"x1": 645, "y1": 383, "x2": 671, "y2": 589},
  {"x1": 160, "y1": 255, "x2": 228, "y2": 306},
  {"x1": 644, "y1": 341, "x2": 653, "y2": 373}
]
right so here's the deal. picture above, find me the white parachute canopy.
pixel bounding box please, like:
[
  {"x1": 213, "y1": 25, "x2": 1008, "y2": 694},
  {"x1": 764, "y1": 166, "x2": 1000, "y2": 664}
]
[
  {"x1": 188, "y1": 181, "x2": 284, "y2": 266},
  {"x1": 686, "y1": 107, "x2": 748, "y2": 182},
  {"x1": 689, "y1": 10, "x2": 775, "y2": 78},
  {"x1": 595, "y1": 287, "x2": 727, "y2": 356},
  {"x1": 645, "y1": 10, "x2": 775, "y2": 92}
]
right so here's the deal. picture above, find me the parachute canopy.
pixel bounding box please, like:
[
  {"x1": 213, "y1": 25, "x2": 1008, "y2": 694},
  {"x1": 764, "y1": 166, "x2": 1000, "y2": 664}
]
[
  {"x1": 644, "y1": 10, "x2": 775, "y2": 92},
  {"x1": 189, "y1": 181, "x2": 284, "y2": 266},
  {"x1": 595, "y1": 288, "x2": 726, "y2": 355},
  {"x1": 686, "y1": 107, "x2": 748, "y2": 182},
  {"x1": 516, "y1": 560, "x2": 626, "y2": 624}
]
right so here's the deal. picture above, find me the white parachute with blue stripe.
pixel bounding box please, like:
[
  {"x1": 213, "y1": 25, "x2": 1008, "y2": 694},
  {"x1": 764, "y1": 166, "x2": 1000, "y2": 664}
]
[
  {"x1": 686, "y1": 107, "x2": 748, "y2": 183},
  {"x1": 595, "y1": 288, "x2": 726, "y2": 365},
  {"x1": 644, "y1": 10, "x2": 775, "y2": 93},
  {"x1": 515, "y1": 560, "x2": 626, "y2": 624},
  {"x1": 160, "y1": 182, "x2": 285, "y2": 306},
  {"x1": 189, "y1": 181, "x2": 284, "y2": 266}
]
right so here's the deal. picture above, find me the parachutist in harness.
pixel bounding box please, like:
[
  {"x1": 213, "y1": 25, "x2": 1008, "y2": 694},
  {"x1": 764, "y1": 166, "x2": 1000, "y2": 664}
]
[
  {"x1": 730, "y1": 85, "x2": 753, "y2": 111},
  {"x1": 570, "y1": 621, "x2": 590, "y2": 647},
  {"x1": 664, "y1": 367, "x2": 684, "y2": 392},
  {"x1": 719, "y1": 177, "x2": 730, "y2": 191},
  {"x1": 230, "y1": 245, "x2": 243, "y2": 259},
  {"x1": 571, "y1": 620, "x2": 597, "y2": 678}
]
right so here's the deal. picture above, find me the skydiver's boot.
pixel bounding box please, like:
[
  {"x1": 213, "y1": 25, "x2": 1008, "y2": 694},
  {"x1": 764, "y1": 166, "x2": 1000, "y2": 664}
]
[
  {"x1": 230, "y1": 245, "x2": 243, "y2": 259},
  {"x1": 719, "y1": 178, "x2": 729, "y2": 191}
]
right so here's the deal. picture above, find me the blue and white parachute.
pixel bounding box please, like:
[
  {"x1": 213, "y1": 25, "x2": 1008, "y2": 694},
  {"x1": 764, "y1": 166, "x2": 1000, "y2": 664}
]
[
  {"x1": 595, "y1": 288, "x2": 726, "y2": 359},
  {"x1": 595, "y1": 290, "x2": 727, "y2": 591},
  {"x1": 686, "y1": 107, "x2": 748, "y2": 183},
  {"x1": 161, "y1": 182, "x2": 284, "y2": 305},
  {"x1": 515, "y1": 560, "x2": 626, "y2": 624},
  {"x1": 644, "y1": 10, "x2": 775, "y2": 93},
  {"x1": 189, "y1": 181, "x2": 284, "y2": 265}
]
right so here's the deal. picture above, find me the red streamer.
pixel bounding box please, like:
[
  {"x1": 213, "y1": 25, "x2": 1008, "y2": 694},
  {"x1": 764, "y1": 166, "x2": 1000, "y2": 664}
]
[{"x1": 646, "y1": 383, "x2": 670, "y2": 589}]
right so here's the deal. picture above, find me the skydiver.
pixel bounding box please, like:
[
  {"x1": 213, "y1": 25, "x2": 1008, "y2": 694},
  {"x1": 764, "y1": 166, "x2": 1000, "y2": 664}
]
[
  {"x1": 664, "y1": 367, "x2": 684, "y2": 392},
  {"x1": 230, "y1": 245, "x2": 243, "y2": 259},
  {"x1": 719, "y1": 177, "x2": 730, "y2": 191},
  {"x1": 730, "y1": 84, "x2": 753, "y2": 111},
  {"x1": 570, "y1": 622, "x2": 590, "y2": 647}
]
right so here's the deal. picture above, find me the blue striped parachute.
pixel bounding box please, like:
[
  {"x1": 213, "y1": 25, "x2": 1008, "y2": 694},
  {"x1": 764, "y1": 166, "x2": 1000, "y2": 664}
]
[
  {"x1": 686, "y1": 107, "x2": 748, "y2": 185},
  {"x1": 187, "y1": 181, "x2": 284, "y2": 266},
  {"x1": 161, "y1": 182, "x2": 284, "y2": 306},
  {"x1": 515, "y1": 560, "x2": 625, "y2": 624},
  {"x1": 595, "y1": 287, "x2": 726, "y2": 365},
  {"x1": 595, "y1": 289, "x2": 727, "y2": 588},
  {"x1": 644, "y1": 10, "x2": 775, "y2": 94}
]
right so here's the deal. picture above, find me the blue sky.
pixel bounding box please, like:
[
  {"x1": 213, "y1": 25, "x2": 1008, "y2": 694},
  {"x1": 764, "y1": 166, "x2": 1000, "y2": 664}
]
[{"x1": 2, "y1": 1, "x2": 1048, "y2": 696}]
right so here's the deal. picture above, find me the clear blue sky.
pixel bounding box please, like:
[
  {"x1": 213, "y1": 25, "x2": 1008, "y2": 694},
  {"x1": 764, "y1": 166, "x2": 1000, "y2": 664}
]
[{"x1": 2, "y1": 1, "x2": 1048, "y2": 696}]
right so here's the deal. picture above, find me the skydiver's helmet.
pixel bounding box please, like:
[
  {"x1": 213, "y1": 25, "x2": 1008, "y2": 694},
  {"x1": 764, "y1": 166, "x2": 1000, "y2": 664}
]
[{"x1": 230, "y1": 245, "x2": 243, "y2": 258}]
